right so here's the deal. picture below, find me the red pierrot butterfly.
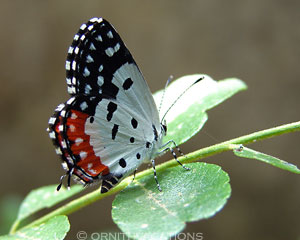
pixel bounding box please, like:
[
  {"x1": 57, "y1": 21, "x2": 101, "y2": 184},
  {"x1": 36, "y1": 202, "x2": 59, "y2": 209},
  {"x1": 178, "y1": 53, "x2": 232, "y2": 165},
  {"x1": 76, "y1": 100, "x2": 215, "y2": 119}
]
[{"x1": 48, "y1": 17, "x2": 199, "y2": 193}]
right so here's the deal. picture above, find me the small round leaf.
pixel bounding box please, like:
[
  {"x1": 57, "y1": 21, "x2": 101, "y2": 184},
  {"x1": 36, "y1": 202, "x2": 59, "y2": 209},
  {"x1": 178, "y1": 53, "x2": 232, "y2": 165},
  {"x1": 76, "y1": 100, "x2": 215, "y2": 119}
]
[{"x1": 112, "y1": 162, "x2": 231, "y2": 240}]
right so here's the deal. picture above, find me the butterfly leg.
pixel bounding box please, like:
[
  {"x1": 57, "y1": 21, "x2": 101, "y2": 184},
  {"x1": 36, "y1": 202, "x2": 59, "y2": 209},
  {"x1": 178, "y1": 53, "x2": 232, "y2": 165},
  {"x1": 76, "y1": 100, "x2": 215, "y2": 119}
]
[
  {"x1": 56, "y1": 167, "x2": 74, "y2": 191},
  {"x1": 67, "y1": 173, "x2": 72, "y2": 190},
  {"x1": 159, "y1": 140, "x2": 190, "y2": 170},
  {"x1": 131, "y1": 168, "x2": 138, "y2": 183},
  {"x1": 151, "y1": 159, "x2": 162, "y2": 192},
  {"x1": 162, "y1": 139, "x2": 185, "y2": 156},
  {"x1": 67, "y1": 168, "x2": 74, "y2": 190},
  {"x1": 56, "y1": 174, "x2": 66, "y2": 191},
  {"x1": 169, "y1": 147, "x2": 190, "y2": 170}
]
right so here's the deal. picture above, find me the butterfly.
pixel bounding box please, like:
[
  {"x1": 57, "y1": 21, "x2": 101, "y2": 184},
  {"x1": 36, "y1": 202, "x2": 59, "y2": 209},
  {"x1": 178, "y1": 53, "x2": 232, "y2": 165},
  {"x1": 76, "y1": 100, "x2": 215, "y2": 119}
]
[{"x1": 48, "y1": 17, "x2": 197, "y2": 193}]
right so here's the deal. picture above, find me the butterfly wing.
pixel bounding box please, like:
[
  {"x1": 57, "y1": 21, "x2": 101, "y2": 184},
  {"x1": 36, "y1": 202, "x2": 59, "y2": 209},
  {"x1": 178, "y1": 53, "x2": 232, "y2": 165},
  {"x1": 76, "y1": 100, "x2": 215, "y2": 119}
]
[
  {"x1": 48, "y1": 18, "x2": 161, "y2": 193},
  {"x1": 65, "y1": 18, "x2": 158, "y2": 123}
]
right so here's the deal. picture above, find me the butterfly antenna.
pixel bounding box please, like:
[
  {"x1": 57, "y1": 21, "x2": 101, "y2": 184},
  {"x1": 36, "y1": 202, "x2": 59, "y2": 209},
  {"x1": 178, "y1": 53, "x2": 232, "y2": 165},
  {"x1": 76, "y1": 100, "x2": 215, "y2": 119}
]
[
  {"x1": 161, "y1": 76, "x2": 204, "y2": 123},
  {"x1": 158, "y1": 75, "x2": 173, "y2": 114}
]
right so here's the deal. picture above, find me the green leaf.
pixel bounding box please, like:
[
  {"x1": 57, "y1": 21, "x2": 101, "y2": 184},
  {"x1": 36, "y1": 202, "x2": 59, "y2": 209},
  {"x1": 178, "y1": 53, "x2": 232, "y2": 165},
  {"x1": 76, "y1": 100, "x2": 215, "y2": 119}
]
[
  {"x1": 1, "y1": 215, "x2": 69, "y2": 240},
  {"x1": 16, "y1": 185, "x2": 83, "y2": 222},
  {"x1": 112, "y1": 162, "x2": 231, "y2": 240},
  {"x1": 0, "y1": 195, "x2": 22, "y2": 235},
  {"x1": 153, "y1": 74, "x2": 247, "y2": 145},
  {"x1": 234, "y1": 146, "x2": 300, "y2": 174}
]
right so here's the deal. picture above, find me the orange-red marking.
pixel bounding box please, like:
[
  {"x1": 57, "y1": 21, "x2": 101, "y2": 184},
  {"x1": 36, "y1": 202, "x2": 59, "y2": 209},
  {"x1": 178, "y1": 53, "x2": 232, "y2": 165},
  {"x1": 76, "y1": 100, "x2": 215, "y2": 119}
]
[{"x1": 55, "y1": 109, "x2": 109, "y2": 181}]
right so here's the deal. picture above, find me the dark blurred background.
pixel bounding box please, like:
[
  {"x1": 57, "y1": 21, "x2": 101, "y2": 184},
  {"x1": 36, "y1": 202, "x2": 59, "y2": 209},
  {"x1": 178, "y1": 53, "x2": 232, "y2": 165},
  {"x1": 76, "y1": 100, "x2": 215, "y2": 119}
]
[{"x1": 1, "y1": 1, "x2": 300, "y2": 239}]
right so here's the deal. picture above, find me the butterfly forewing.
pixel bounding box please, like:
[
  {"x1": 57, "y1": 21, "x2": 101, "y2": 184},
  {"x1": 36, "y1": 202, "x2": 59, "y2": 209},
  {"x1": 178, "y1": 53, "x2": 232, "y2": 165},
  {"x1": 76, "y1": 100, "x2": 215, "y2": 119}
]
[{"x1": 66, "y1": 18, "x2": 131, "y2": 97}]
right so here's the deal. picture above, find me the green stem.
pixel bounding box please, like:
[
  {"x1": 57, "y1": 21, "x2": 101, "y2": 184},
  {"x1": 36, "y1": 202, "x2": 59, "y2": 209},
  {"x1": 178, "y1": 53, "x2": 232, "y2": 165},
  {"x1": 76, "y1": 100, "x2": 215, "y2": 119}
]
[
  {"x1": 13, "y1": 120, "x2": 300, "y2": 233},
  {"x1": 160, "y1": 120, "x2": 300, "y2": 169}
]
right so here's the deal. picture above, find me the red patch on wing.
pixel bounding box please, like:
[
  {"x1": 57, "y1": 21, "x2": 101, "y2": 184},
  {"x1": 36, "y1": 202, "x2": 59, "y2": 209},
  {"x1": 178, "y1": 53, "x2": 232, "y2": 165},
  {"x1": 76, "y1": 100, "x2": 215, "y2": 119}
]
[{"x1": 54, "y1": 109, "x2": 109, "y2": 181}]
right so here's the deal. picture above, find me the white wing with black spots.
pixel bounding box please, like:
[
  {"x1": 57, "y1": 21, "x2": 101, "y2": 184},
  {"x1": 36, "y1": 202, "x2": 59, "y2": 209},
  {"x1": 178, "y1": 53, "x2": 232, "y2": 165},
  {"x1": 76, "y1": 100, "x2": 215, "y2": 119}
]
[
  {"x1": 85, "y1": 97, "x2": 162, "y2": 176},
  {"x1": 48, "y1": 17, "x2": 165, "y2": 193}
]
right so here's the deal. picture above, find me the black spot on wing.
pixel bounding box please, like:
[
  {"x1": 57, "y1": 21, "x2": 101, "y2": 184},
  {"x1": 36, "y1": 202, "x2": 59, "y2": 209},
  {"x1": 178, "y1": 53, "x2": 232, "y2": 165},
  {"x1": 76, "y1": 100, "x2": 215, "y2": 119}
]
[
  {"x1": 130, "y1": 137, "x2": 135, "y2": 143},
  {"x1": 107, "y1": 102, "x2": 117, "y2": 121},
  {"x1": 119, "y1": 158, "x2": 126, "y2": 168},
  {"x1": 112, "y1": 124, "x2": 119, "y2": 140},
  {"x1": 136, "y1": 153, "x2": 141, "y2": 159},
  {"x1": 131, "y1": 118, "x2": 138, "y2": 129},
  {"x1": 122, "y1": 78, "x2": 133, "y2": 90}
]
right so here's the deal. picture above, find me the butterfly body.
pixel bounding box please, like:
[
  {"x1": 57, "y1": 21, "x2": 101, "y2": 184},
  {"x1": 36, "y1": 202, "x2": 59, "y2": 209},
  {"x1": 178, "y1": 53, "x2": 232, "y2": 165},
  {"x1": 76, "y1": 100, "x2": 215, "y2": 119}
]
[{"x1": 48, "y1": 18, "x2": 167, "y2": 193}]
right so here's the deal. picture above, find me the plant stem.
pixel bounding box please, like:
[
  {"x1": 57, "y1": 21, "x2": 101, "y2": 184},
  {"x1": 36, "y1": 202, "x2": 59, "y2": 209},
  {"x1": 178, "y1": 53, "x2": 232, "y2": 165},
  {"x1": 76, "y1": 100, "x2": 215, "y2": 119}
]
[
  {"x1": 15, "y1": 120, "x2": 300, "y2": 232},
  {"x1": 160, "y1": 120, "x2": 300, "y2": 169}
]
